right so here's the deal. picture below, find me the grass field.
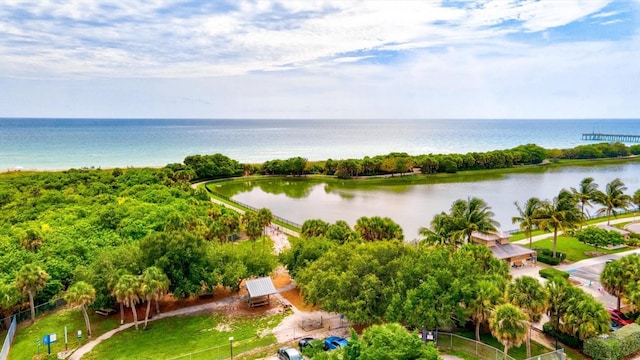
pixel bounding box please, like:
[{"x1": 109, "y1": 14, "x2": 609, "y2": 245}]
[
  {"x1": 456, "y1": 330, "x2": 551, "y2": 359},
  {"x1": 9, "y1": 308, "x2": 120, "y2": 360},
  {"x1": 531, "y1": 236, "x2": 631, "y2": 262},
  {"x1": 82, "y1": 312, "x2": 285, "y2": 360}
]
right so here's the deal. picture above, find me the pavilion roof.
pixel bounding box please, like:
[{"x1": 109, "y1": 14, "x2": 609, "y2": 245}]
[
  {"x1": 245, "y1": 277, "x2": 277, "y2": 299},
  {"x1": 490, "y1": 242, "x2": 536, "y2": 260}
]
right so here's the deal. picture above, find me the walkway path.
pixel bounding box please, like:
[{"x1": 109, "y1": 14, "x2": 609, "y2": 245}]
[
  {"x1": 192, "y1": 180, "x2": 300, "y2": 238},
  {"x1": 512, "y1": 217, "x2": 637, "y2": 246}
]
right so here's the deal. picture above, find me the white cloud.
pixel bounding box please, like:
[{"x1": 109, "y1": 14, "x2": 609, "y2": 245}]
[{"x1": 0, "y1": 0, "x2": 638, "y2": 118}]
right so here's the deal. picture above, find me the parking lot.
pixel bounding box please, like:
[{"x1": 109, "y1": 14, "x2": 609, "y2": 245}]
[
  {"x1": 558, "y1": 249, "x2": 640, "y2": 310},
  {"x1": 510, "y1": 249, "x2": 640, "y2": 311}
]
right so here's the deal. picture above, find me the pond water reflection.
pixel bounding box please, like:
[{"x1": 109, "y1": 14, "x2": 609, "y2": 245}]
[{"x1": 215, "y1": 163, "x2": 640, "y2": 239}]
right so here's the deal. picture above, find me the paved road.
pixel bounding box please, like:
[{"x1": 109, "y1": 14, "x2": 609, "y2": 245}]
[{"x1": 511, "y1": 247, "x2": 640, "y2": 311}]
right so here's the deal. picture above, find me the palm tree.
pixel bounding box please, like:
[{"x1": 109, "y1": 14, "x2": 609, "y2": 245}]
[
  {"x1": 633, "y1": 189, "x2": 640, "y2": 219},
  {"x1": 140, "y1": 267, "x2": 169, "y2": 329},
  {"x1": 489, "y1": 304, "x2": 528, "y2": 360},
  {"x1": 0, "y1": 281, "x2": 22, "y2": 328},
  {"x1": 113, "y1": 274, "x2": 141, "y2": 329},
  {"x1": 593, "y1": 178, "x2": 632, "y2": 225},
  {"x1": 256, "y1": 208, "x2": 273, "y2": 236},
  {"x1": 564, "y1": 295, "x2": 610, "y2": 340},
  {"x1": 419, "y1": 212, "x2": 454, "y2": 247},
  {"x1": 15, "y1": 264, "x2": 50, "y2": 324},
  {"x1": 107, "y1": 268, "x2": 128, "y2": 325},
  {"x1": 301, "y1": 219, "x2": 330, "y2": 238},
  {"x1": 621, "y1": 255, "x2": 640, "y2": 310},
  {"x1": 20, "y1": 228, "x2": 44, "y2": 252},
  {"x1": 64, "y1": 281, "x2": 96, "y2": 337},
  {"x1": 571, "y1": 177, "x2": 599, "y2": 229},
  {"x1": 450, "y1": 197, "x2": 499, "y2": 244},
  {"x1": 533, "y1": 189, "x2": 582, "y2": 258},
  {"x1": 600, "y1": 259, "x2": 628, "y2": 311},
  {"x1": 512, "y1": 197, "x2": 541, "y2": 249},
  {"x1": 507, "y1": 276, "x2": 548, "y2": 358},
  {"x1": 242, "y1": 212, "x2": 263, "y2": 248},
  {"x1": 468, "y1": 279, "x2": 503, "y2": 341}
]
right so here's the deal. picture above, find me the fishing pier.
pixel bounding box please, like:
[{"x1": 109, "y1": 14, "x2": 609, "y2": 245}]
[{"x1": 582, "y1": 132, "x2": 640, "y2": 143}]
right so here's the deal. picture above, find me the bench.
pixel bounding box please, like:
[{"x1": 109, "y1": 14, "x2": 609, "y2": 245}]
[
  {"x1": 512, "y1": 260, "x2": 524, "y2": 268},
  {"x1": 247, "y1": 297, "x2": 270, "y2": 308},
  {"x1": 95, "y1": 308, "x2": 116, "y2": 316}
]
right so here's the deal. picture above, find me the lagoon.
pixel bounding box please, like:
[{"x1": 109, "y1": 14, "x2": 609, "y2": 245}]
[{"x1": 215, "y1": 162, "x2": 640, "y2": 238}]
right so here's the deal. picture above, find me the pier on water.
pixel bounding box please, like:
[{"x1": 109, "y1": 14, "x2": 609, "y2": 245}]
[{"x1": 582, "y1": 132, "x2": 640, "y2": 143}]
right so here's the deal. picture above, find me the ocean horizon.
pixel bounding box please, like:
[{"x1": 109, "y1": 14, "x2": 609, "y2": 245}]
[{"x1": 1, "y1": 118, "x2": 639, "y2": 171}]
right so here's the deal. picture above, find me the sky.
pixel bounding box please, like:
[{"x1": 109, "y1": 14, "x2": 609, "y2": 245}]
[{"x1": 1, "y1": 0, "x2": 639, "y2": 119}]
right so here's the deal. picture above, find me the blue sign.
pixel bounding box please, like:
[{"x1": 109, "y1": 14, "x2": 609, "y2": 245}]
[{"x1": 43, "y1": 333, "x2": 58, "y2": 345}]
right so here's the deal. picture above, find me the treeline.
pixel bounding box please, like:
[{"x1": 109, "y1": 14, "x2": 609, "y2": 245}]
[
  {"x1": 178, "y1": 142, "x2": 640, "y2": 180},
  {"x1": 0, "y1": 168, "x2": 277, "y2": 330}
]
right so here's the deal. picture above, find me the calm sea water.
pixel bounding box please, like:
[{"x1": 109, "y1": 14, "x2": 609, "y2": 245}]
[{"x1": 1, "y1": 118, "x2": 639, "y2": 170}]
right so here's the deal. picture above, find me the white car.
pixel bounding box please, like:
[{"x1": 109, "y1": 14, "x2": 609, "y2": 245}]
[{"x1": 277, "y1": 346, "x2": 302, "y2": 360}]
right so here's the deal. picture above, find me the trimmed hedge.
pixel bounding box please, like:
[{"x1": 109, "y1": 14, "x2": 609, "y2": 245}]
[
  {"x1": 583, "y1": 337, "x2": 620, "y2": 360},
  {"x1": 542, "y1": 322, "x2": 582, "y2": 349},
  {"x1": 584, "y1": 324, "x2": 640, "y2": 360},
  {"x1": 539, "y1": 268, "x2": 570, "y2": 280},
  {"x1": 535, "y1": 248, "x2": 566, "y2": 265}
]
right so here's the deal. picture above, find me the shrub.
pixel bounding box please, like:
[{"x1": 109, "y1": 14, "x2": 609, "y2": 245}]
[
  {"x1": 614, "y1": 323, "x2": 640, "y2": 357},
  {"x1": 583, "y1": 324, "x2": 640, "y2": 360},
  {"x1": 535, "y1": 248, "x2": 566, "y2": 265},
  {"x1": 583, "y1": 337, "x2": 620, "y2": 360},
  {"x1": 542, "y1": 322, "x2": 583, "y2": 349},
  {"x1": 539, "y1": 268, "x2": 570, "y2": 280},
  {"x1": 626, "y1": 233, "x2": 640, "y2": 247}
]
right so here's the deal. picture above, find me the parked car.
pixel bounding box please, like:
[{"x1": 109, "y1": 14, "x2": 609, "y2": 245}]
[
  {"x1": 277, "y1": 346, "x2": 302, "y2": 360},
  {"x1": 610, "y1": 321, "x2": 623, "y2": 332},
  {"x1": 298, "y1": 337, "x2": 315, "y2": 349},
  {"x1": 608, "y1": 308, "x2": 634, "y2": 326},
  {"x1": 323, "y1": 336, "x2": 348, "y2": 350}
]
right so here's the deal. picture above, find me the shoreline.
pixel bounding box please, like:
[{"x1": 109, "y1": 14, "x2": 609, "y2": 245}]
[
  {"x1": 2, "y1": 155, "x2": 639, "y2": 177},
  {"x1": 1, "y1": 165, "x2": 166, "y2": 174}
]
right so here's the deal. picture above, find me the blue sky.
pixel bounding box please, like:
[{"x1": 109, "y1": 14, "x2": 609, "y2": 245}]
[{"x1": 0, "y1": 0, "x2": 638, "y2": 119}]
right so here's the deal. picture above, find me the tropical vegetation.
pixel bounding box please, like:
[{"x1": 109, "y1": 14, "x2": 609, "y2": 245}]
[{"x1": 1, "y1": 145, "x2": 640, "y2": 359}]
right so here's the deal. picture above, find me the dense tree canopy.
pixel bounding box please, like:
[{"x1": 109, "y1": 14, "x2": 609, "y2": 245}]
[
  {"x1": 350, "y1": 323, "x2": 440, "y2": 360},
  {"x1": 0, "y1": 167, "x2": 277, "y2": 320}
]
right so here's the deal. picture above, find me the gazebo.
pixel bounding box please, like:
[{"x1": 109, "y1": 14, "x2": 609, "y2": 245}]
[
  {"x1": 471, "y1": 231, "x2": 537, "y2": 267},
  {"x1": 245, "y1": 277, "x2": 277, "y2": 308}
]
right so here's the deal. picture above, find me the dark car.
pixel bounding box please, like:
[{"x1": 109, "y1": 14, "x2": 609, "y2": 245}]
[
  {"x1": 610, "y1": 321, "x2": 622, "y2": 332},
  {"x1": 277, "y1": 346, "x2": 302, "y2": 360},
  {"x1": 298, "y1": 337, "x2": 315, "y2": 349},
  {"x1": 323, "y1": 336, "x2": 348, "y2": 350},
  {"x1": 608, "y1": 308, "x2": 634, "y2": 326}
]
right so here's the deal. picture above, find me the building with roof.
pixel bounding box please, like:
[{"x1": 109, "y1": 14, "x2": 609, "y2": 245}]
[
  {"x1": 471, "y1": 231, "x2": 536, "y2": 267},
  {"x1": 245, "y1": 277, "x2": 277, "y2": 308}
]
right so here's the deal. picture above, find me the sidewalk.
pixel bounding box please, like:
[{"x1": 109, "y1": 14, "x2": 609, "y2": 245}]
[{"x1": 512, "y1": 217, "x2": 637, "y2": 246}]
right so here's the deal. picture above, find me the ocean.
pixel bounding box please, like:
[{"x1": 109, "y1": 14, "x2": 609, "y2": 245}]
[{"x1": 1, "y1": 118, "x2": 639, "y2": 170}]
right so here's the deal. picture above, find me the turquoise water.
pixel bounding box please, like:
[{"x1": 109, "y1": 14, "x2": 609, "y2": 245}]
[{"x1": 0, "y1": 118, "x2": 639, "y2": 170}]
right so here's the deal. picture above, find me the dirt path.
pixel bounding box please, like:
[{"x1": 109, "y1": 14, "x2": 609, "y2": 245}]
[{"x1": 68, "y1": 225, "x2": 340, "y2": 359}]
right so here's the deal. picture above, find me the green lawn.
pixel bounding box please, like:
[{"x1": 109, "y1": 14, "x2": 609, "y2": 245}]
[
  {"x1": 532, "y1": 236, "x2": 631, "y2": 262},
  {"x1": 83, "y1": 312, "x2": 285, "y2": 360},
  {"x1": 9, "y1": 308, "x2": 120, "y2": 360},
  {"x1": 456, "y1": 331, "x2": 551, "y2": 359},
  {"x1": 509, "y1": 229, "x2": 548, "y2": 242},
  {"x1": 509, "y1": 212, "x2": 638, "y2": 242}
]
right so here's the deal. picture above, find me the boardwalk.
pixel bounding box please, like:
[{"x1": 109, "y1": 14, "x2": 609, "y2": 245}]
[{"x1": 582, "y1": 132, "x2": 640, "y2": 142}]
